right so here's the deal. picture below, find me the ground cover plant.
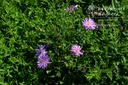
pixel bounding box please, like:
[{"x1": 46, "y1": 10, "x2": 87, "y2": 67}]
[{"x1": 0, "y1": 0, "x2": 128, "y2": 85}]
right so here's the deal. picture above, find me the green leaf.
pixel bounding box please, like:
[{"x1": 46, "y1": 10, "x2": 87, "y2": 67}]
[
  {"x1": 107, "y1": 72, "x2": 112, "y2": 81},
  {"x1": 102, "y1": 5, "x2": 109, "y2": 14},
  {"x1": 112, "y1": 0, "x2": 115, "y2": 8}
]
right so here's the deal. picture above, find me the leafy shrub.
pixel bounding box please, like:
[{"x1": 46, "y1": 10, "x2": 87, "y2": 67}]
[{"x1": 0, "y1": 0, "x2": 128, "y2": 85}]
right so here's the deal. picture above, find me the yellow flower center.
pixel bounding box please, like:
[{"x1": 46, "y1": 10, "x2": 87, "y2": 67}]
[
  {"x1": 42, "y1": 59, "x2": 45, "y2": 63},
  {"x1": 77, "y1": 48, "x2": 80, "y2": 52},
  {"x1": 87, "y1": 21, "x2": 91, "y2": 25}
]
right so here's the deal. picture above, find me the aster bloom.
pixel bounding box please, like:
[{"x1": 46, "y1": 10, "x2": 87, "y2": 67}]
[
  {"x1": 82, "y1": 18, "x2": 96, "y2": 30},
  {"x1": 112, "y1": 69, "x2": 117, "y2": 73},
  {"x1": 65, "y1": 5, "x2": 79, "y2": 13},
  {"x1": 37, "y1": 54, "x2": 50, "y2": 69},
  {"x1": 57, "y1": 34, "x2": 61, "y2": 38},
  {"x1": 71, "y1": 44, "x2": 83, "y2": 56},
  {"x1": 35, "y1": 45, "x2": 47, "y2": 56}
]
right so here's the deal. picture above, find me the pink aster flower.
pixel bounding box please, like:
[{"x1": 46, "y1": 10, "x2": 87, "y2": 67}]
[
  {"x1": 71, "y1": 44, "x2": 83, "y2": 56},
  {"x1": 37, "y1": 54, "x2": 50, "y2": 69},
  {"x1": 82, "y1": 18, "x2": 96, "y2": 30}
]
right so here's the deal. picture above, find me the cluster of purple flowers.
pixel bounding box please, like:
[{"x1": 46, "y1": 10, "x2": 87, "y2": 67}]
[
  {"x1": 35, "y1": 5, "x2": 100, "y2": 69},
  {"x1": 35, "y1": 44, "x2": 83, "y2": 69},
  {"x1": 36, "y1": 45, "x2": 50, "y2": 69},
  {"x1": 65, "y1": 5, "x2": 98, "y2": 30},
  {"x1": 65, "y1": 5, "x2": 95, "y2": 56}
]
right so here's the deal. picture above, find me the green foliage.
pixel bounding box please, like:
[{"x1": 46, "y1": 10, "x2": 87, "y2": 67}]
[{"x1": 0, "y1": 0, "x2": 128, "y2": 84}]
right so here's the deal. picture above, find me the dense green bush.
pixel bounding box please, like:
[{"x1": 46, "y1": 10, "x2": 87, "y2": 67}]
[{"x1": 0, "y1": 0, "x2": 128, "y2": 84}]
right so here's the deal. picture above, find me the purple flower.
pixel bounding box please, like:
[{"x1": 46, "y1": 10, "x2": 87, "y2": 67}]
[
  {"x1": 82, "y1": 18, "x2": 96, "y2": 30},
  {"x1": 65, "y1": 5, "x2": 79, "y2": 13},
  {"x1": 57, "y1": 34, "x2": 61, "y2": 38},
  {"x1": 112, "y1": 69, "x2": 117, "y2": 73},
  {"x1": 37, "y1": 54, "x2": 50, "y2": 69},
  {"x1": 35, "y1": 45, "x2": 47, "y2": 56},
  {"x1": 71, "y1": 44, "x2": 83, "y2": 56}
]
